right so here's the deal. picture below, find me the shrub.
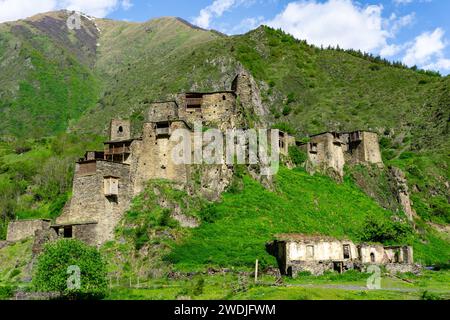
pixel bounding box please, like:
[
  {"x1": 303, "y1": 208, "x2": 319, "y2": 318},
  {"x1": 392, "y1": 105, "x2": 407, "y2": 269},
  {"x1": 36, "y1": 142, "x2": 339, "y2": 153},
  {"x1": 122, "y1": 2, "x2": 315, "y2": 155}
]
[
  {"x1": 272, "y1": 122, "x2": 296, "y2": 135},
  {"x1": 33, "y1": 239, "x2": 108, "y2": 300},
  {"x1": 399, "y1": 151, "x2": 415, "y2": 160},
  {"x1": 282, "y1": 105, "x2": 292, "y2": 116},
  {"x1": 289, "y1": 146, "x2": 307, "y2": 166},
  {"x1": 200, "y1": 204, "x2": 220, "y2": 223},
  {"x1": 421, "y1": 290, "x2": 443, "y2": 300},
  {"x1": 360, "y1": 213, "x2": 412, "y2": 243},
  {"x1": 193, "y1": 277, "x2": 205, "y2": 296},
  {"x1": 0, "y1": 285, "x2": 15, "y2": 300}
]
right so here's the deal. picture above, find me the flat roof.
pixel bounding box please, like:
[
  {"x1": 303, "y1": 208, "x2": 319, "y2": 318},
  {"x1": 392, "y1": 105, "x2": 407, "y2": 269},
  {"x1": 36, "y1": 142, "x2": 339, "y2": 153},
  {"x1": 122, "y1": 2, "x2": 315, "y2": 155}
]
[
  {"x1": 185, "y1": 91, "x2": 237, "y2": 96},
  {"x1": 104, "y1": 138, "x2": 139, "y2": 144},
  {"x1": 76, "y1": 159, "x2": 131, "y2": 166},
  {"x1": 273, "y1": 233, "x2": 352, "y2": 242},
  {"x1": 51, "y1": 221, "x2": 98, "y2": 228},
  {"x1": 146, "y1": 119, "x2": 193, "y2": 131}
]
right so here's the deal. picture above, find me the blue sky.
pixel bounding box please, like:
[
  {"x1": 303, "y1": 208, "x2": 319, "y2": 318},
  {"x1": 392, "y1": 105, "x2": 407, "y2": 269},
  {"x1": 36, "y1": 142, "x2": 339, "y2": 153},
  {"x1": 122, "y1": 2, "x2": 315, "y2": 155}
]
[{"x1": 0, "y1": 0, "x2": 449, "y2": 74}]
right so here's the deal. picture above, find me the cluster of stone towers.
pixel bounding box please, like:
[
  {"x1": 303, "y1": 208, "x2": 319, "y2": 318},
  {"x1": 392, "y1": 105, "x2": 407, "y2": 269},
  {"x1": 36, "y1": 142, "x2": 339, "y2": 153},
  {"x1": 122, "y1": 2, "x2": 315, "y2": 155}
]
[
  {"x1": 50, "y1": 73, "x2": 269, "y2": 246},
  {"x1": 5, "y1": 72, "x2": 384, "y2": 249}
]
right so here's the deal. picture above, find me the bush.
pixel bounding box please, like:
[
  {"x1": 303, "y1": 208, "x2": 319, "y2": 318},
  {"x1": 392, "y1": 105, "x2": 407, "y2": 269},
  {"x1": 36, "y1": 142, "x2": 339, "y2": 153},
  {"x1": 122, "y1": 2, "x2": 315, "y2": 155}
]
[
  {"x1": 289, "y1": 146, "x2": 307, "y2": 166},
  {"x1": 282, "y1": 105, "x2": 292, "y2": 116},
  {"x1": 0, "y1": 285, "x2": 15, "y2": 300},
  {"x1": 272, "y1": 123, "x2": 296, "y2": 135},
  {"x1": 360, "y1": 213, "x2": 412, "y2": 243},
  {"x1": 421, "y1": 290, "x2": 443, "y2": 300},
  {"x1": 33, "y1": 239, "x2": 108, "y2": 300},
  {"x1": 399, "y1": 151, "x2": 415, "y2": 160}
]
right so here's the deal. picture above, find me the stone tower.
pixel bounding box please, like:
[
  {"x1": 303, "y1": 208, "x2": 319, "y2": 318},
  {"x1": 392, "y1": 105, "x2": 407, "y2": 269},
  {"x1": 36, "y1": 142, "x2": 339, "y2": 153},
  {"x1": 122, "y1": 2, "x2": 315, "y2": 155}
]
[
  {"x1": 232, "y1": 71, "x2": 253, "y2": 110},
  {"x1": 110, "y1": 119, "x2": 131, "y2": 142}
]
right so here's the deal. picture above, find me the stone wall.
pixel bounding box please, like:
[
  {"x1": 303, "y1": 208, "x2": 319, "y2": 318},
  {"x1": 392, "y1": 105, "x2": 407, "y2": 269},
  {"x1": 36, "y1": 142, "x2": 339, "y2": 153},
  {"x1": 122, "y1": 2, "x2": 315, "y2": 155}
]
[
  {"x1": 6, "y1": 220, "x2": 51, "y2": 242},
  {"x1": 301, "y1": 131, "x2": 383, "y2": 178},
  {"x1": 268, "y1": 235, "x2": 414, "y2": 276},
  {"x1": 147, "y1": 101, "x2": 179, "y2": 122},
  {"x1": 32, "y1": 228, "x2": 58, "y2": 255},
  {"x1": 358, "y1": 244, "x2": 387, "y2": 264},
  {"x1": 57, "y1": 160, "x2": 133, "y2": 245},
  {"x1": 302, "y1": 133, "x2": 345, "y2": 177},
  {"x1": 177, "y1": 92, "x2": 244, "y2": 131},
  {"x1": 131, "y1": 121, "x2": 190, "y2": 195},
  {"x1": 287, "y1": 239, "x2": 358, "y2": 262},
  {"x1": 110, "y1": 119, "x2": 131, "y2": 142}
]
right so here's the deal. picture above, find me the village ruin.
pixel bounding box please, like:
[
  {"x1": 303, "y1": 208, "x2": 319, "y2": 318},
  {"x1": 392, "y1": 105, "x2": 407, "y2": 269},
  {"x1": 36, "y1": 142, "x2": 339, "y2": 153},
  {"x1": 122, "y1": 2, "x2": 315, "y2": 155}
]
[
  {"x1": 267, "y1": 234, "x2": 416, "y2": 277},
  {"x1": 4, "y1": 72, "x2": 415, "y2": 275}
]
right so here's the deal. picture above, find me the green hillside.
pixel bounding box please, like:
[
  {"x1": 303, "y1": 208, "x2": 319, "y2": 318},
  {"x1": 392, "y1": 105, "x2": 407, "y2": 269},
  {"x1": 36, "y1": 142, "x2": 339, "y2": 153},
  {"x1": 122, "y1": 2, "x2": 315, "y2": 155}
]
[
  {"x1": 0, "y1": 11, "x2": 100, "y2": 138},
  {"x1": 0, "y1": 12, "x2": 448, "y2": 287},
  {"x1": 167, "y1": 167, "x2": 448, "y2": 269}
]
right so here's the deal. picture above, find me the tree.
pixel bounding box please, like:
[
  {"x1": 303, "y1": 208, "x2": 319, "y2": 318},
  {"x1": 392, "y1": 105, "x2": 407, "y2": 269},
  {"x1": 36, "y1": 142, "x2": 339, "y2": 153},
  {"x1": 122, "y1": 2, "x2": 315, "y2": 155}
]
[{"x1": 33, "y1": 239, "x2": 108, "y2": 300}]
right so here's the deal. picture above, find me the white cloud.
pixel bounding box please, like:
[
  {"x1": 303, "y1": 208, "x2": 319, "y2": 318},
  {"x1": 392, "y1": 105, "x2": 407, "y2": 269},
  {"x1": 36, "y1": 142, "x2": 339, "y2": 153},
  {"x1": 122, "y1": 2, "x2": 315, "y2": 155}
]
[
  {"x1": 388, "y1": 12, "x2": 415, "y2": 36},
  {"x1": 230, "y1": 16, "x2": 265, "y2": 34},
  {"x1": 423, "y1": 58, "x2": 450, "y2": 71},
  {"x1": 266, "y1": 0, "x2": 392, "y2": 52},
  {"x1": 193, "y1": 0, "x2": 258, "y2": 29},
  {"x1": 121, "y1": 0, "x2": 133, "y2": 11},
  {"x1": 393, "y1": 0, "x2": 413, "y2": 5},
  {"x1": 393, "y1": 0, "x2": 432, "y2": 5},
  {"x1": 402, "y1": 28, "x2": 446, "y2": 66},
  {"x1": 0, "y1": 0, "x2": 131, "y2": 23},
  {"x1": 380, "y1": 43, "x2": 404, "y2": 57},
  {"x1": 193, "y1": 0, "x2": 236, "y2": 29},
  {"x1": 61, "y1": 0, "x2": 121, "y2": 18},
  {"x1": 0, "y1": 0, "x2": 57, "y2": 23}
]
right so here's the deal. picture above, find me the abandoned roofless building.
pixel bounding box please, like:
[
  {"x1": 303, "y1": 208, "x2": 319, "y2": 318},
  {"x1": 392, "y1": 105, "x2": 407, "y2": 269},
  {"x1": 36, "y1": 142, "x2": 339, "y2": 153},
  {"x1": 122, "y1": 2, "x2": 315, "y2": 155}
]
[{"x1": 267, "y1": 234, "x2": 416, "y2": 276}]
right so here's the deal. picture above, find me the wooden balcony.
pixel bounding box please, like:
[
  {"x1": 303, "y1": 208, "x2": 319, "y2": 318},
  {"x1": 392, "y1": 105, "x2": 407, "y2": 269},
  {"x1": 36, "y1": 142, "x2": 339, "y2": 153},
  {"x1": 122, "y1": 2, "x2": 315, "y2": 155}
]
[{"x1": 104, "y1": 146, "x2": 131, "y2": 156}]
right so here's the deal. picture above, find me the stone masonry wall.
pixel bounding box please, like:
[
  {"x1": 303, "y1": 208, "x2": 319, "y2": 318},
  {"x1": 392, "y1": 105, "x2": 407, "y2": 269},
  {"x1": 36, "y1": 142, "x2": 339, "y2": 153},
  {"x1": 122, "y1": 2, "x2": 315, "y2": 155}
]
[
  {"x1": 110, "y1": 119, "x2": 131, "y2": 142},
  {"x1": 303, "y1": 133, "x2": 345, "y2": 177},
  {"x1": 131, "y1": 121, "x2": 190, "y2": 195},
  {"x1": 147, "y1": 101, "x2": 179, "y2": 122},
  {"x1": 361, "y1": 132, "x2": 383, "y2": 165},
  {"x1": 57, "y1": 160, "x2": 133, "y2": 245},
  {"x1": 177, "y1": 92, "x2": 244, "y2": 131},
  {"x1": 6, "y1": 220, "x2": 51, "y2": 242}
]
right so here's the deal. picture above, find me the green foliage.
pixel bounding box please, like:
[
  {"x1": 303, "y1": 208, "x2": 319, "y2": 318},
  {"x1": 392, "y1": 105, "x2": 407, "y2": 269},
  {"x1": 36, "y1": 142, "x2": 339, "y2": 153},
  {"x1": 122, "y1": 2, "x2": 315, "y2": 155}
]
[
  {"x1": 359, "y1": 213, "x2": 413, "y2": 243},
  {"x1": 0, "y1": 134, "x2": 104, "y2": 238},
  {"x1": 0, "y1": 285, "x2": 14, "y2": 300},
  {"x1": 166, "y1": 167, "x2": 447, "y2": 270},
  {"x1": 289, "y1": 146, "x2": 307, "y2": 166},
  {"x1": 421, "y1": 290, "x2": 444, "y2": 300},
  {"x1": 388, "y1": 151, "x2": 450, "y2": 224},
  {"x1": 272, "y1": 123, "x2": 296, "y2": 135},
  {"x1": 33, "y1": 239, "x2": 108, "y2": 299}
]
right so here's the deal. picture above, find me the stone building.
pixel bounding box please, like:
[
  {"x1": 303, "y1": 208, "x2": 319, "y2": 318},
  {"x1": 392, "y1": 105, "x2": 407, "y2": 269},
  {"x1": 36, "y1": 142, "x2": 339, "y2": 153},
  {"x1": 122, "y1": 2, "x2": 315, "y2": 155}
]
[
  {"x1": 267, "y1": 234, "x2": 414, "y2": 276},
  {"x1": 6, "y1": 73, "x2": 283, "y2": 248},
  {"x1": 6, "y1": 219, "x2": 51, "y2": 242},
  {"x1": 299, "y1": 131, "x2": 383, "y2": 177}
]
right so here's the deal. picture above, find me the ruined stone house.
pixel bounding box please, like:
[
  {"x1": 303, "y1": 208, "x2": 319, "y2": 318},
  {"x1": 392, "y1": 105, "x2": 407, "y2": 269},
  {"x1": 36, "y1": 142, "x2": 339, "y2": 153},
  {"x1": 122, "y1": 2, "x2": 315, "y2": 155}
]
[
  {"x1": 267, "y1": 234, "x2": 414, "y2": 276},
  {"x1": 299, "y1": 131, "x2": 383, "y2": 177}
]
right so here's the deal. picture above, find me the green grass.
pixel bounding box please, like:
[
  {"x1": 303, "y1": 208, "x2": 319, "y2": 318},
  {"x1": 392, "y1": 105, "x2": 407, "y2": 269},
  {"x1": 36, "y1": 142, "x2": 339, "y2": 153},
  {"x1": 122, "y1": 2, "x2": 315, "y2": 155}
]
[
  {"x1": 167, "y1": 167, "x2": 449, "y2": 270},
  {"x1": 0, "y1": 239, "x2": 33, "y2": 285},
  {"x1": 105, "y1": 270, "x2": 450, "y2": 300},
  {"x1": 0, "y1": 134, "x2": 105, "y2": 238}
]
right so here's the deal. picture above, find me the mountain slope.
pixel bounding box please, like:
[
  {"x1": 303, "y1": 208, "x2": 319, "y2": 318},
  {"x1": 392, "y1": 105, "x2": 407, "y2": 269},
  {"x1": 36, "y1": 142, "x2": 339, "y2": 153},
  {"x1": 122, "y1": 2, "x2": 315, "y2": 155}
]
[
  {"x1": 0, "y1": 11, "x2": 101, "y2": 138},
  {"x1": 0, "y1": 12, "x2": 448, "y2": 261}
]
